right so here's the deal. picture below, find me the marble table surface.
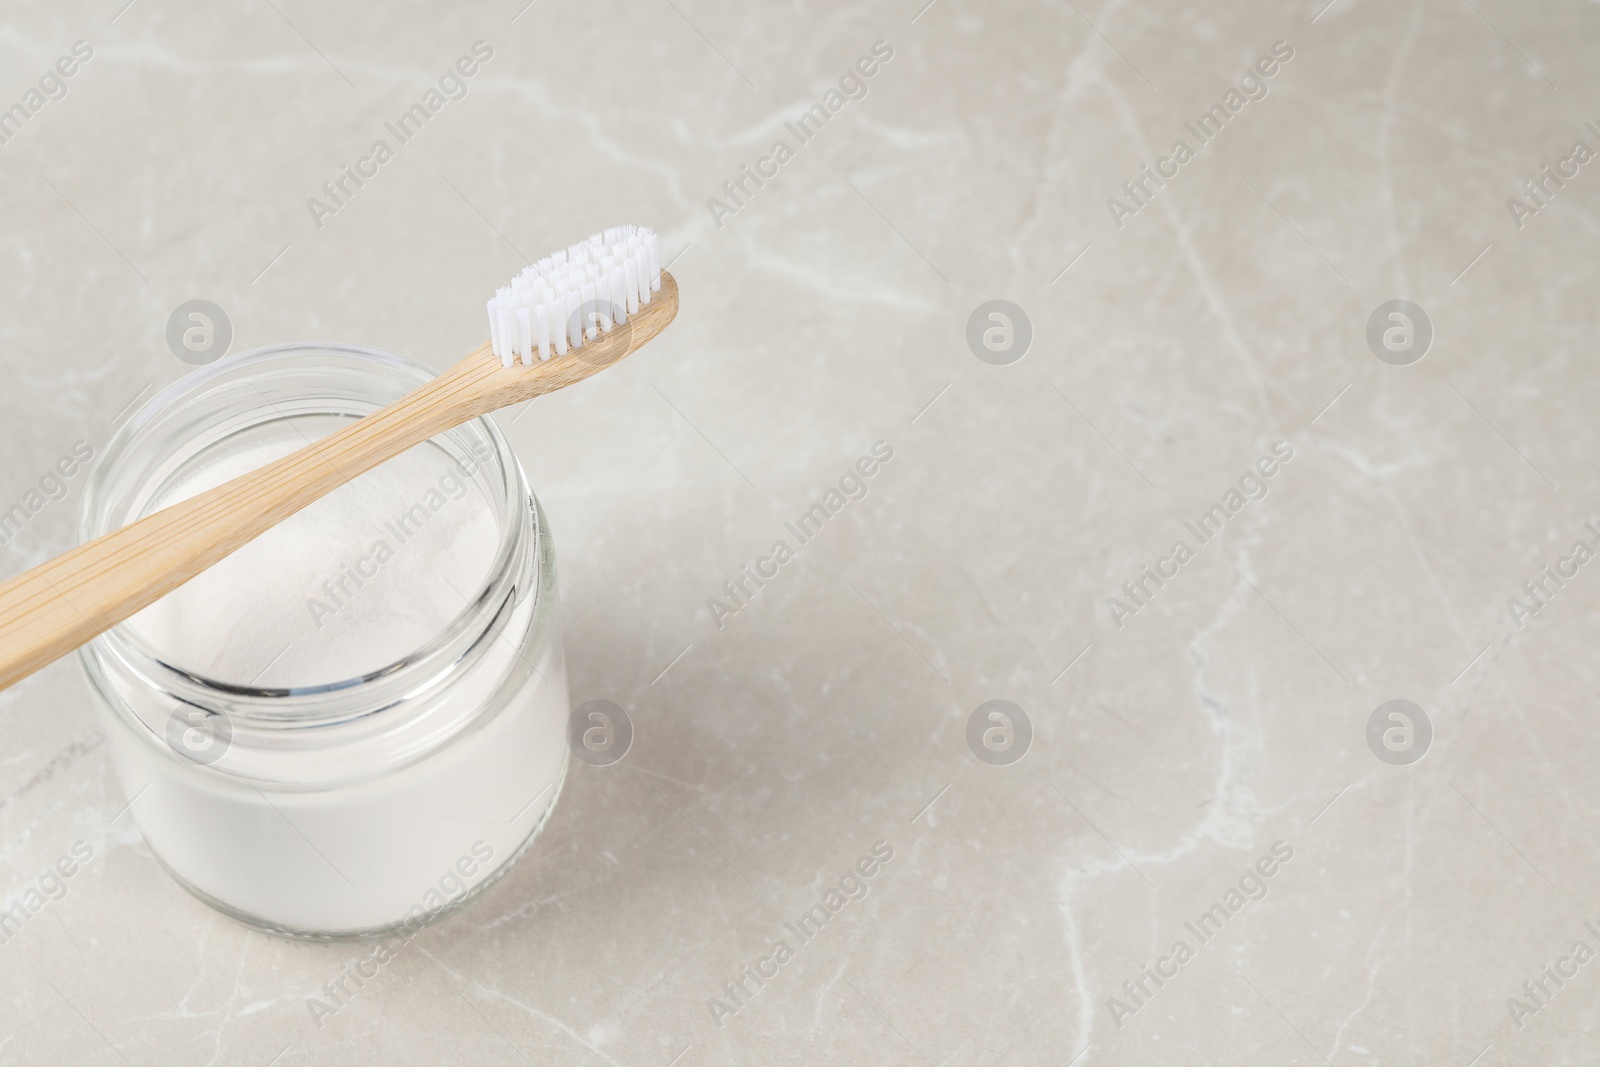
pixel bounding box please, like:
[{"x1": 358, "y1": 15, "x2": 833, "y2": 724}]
[{"x1": 3, "y1": 0, "x2": 1599, "y2": 1063}]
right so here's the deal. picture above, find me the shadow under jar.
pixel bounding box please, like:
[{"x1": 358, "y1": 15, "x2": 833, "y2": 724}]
[{"x1": 78, "y1": 343, "x2": 569, "y2": 941}]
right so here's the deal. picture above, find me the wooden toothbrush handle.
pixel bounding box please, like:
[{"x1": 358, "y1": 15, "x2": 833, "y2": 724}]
[
  {"x1": 0, "y1": 271, "x2": 677, "y2": 692},
  {"x1": 0, "y1": 350, "x2": 491, "y2": 692}
]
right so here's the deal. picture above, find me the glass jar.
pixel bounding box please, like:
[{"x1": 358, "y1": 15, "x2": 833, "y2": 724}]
[{"x1": 78, "y1": 343, "x2": 569, "y2": 941}]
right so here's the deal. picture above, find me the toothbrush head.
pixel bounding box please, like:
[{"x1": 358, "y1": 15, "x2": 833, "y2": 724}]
[{"x1": 486, "y1": 225, "x2": 663, "y2": 368}]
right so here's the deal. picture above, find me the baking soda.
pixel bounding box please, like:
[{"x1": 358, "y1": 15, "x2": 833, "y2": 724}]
[
  {"x1": 127, "y1": 419, "x2": 500, "y2": 688},
  {"x1": 106, "y1": 417, "x2": 569, "y2": 935}
]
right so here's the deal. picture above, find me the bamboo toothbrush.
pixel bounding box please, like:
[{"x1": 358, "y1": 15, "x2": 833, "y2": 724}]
[{"x1": 0, "y1": 224, "x2": 678, "y2": 691}]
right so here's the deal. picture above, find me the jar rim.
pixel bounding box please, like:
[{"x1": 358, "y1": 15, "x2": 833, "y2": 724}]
[{"x1": 77, "y1": 342, "x2": 536, "y2": 726}]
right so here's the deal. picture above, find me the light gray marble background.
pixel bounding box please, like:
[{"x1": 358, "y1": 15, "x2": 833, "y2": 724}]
[{"x1": 1, "y1": 0, "x2": 1596, "y2": 1063}]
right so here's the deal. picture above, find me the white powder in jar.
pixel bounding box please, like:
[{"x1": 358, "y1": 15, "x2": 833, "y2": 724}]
[
  {"x1": 102, "y1": 416, "x2": 569, "y2": 936},
  {"x1": 127, "y1": 416, "x2": 500, "y2": 687}
]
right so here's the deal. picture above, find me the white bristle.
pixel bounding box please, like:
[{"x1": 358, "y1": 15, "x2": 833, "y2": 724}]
[
  {"x1": 492, "y1": 307, "x2": 512, "y2": 369},
  {"x1": 515, "y1": 306, "x2": 533, "y2": 366},
  {"x1": 580, "y1": 281, "x2": 597, "y2": 338},
  {"x1": 608, "y1": 266, "x2": 627, "y2": 324},
  {"x1": 484, "y1": 226, "x2": 663, "y2": 365}
]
